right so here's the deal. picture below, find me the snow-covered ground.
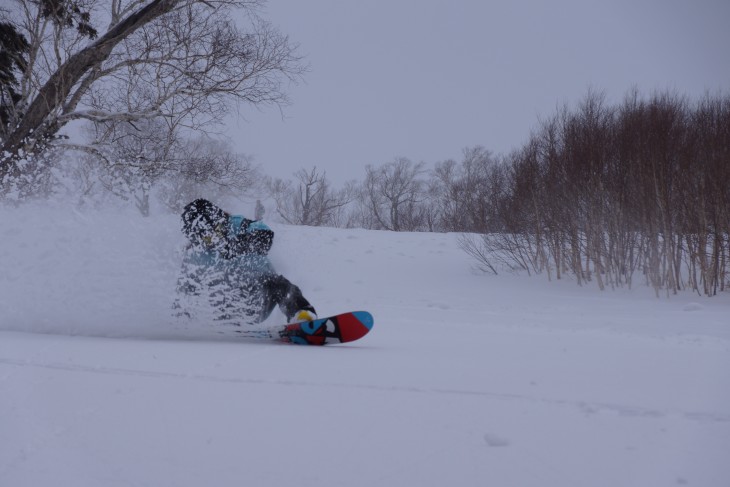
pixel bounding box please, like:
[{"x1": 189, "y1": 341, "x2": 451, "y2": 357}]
[{"x1": 1, "y1": 204, "x2": 729, "y2": 487}]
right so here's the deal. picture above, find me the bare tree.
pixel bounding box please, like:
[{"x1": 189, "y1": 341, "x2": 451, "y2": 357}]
[
  {"x1": 156, "y1": 136, "x2": 260, "y2": 214},
  {"x1": 91, "y1": 117, "x2": 175, "y2": 215},
  {"x1": 360, "y1": 157, "x2": 427, "y2": 232},
  {"x1": 268, "y1": 166, "x2": 353, "y2": 227},
  {"x1": 430, "y1": 146, "x2": 504, "y2": 233},
  {"x1": 0, "y1": 0, "x2": 303, "y2": 195}
]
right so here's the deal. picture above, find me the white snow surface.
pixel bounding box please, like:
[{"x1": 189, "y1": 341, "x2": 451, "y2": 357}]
[{"x1": 1, "y1": 204, "x2": 729, "y2": 487}]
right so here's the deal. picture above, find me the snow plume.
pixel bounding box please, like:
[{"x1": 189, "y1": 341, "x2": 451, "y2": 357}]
[{"x1": 0, "y1": 202, "x2": 183, "y2": 337}]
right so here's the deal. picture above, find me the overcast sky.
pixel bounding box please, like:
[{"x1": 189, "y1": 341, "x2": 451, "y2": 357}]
[{"x1": 229, "y1": 0, "x2": 730, "y2": 184}]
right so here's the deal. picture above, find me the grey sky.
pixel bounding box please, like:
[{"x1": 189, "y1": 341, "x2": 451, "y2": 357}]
[{"x1": 230, "y1": 0, "x2": 730, "y2": 184}]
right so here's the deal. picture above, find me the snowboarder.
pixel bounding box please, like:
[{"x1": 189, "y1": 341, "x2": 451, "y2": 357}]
[{"x1": 173, "y1": 198, "x2": 317, "y2": 326}]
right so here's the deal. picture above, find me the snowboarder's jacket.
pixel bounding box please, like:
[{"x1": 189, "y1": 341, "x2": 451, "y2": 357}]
[{"x1": 183, "y1": 215, "x2": 276, "y2": 276}]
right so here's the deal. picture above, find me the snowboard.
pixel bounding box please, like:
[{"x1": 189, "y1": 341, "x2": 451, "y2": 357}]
[{"x1": 239, "y1": 311, "x2": 374, "y2": 345}]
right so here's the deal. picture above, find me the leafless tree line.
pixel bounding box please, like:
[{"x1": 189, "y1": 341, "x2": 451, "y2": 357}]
[
  {"x1": 269, "y1": 158, "x2": 431, "y2": 231},
  {"x1": 461, "y1": 90, "x2": 729, "y2": 296},
  {"x1": 270, "y1": 148, "x2": 508, "y2": 235}
]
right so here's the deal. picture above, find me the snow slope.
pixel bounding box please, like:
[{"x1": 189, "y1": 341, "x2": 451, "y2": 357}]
[{"x1": 1, "y1": 204, "x2": 729, "y2": 487}]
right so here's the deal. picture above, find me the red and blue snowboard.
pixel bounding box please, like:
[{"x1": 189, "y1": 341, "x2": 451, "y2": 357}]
[
  {"x1": 239, "y1": 311, "x2": 374, "y2": 346},
  {"x1": 277, "y1": 311, "x2": 374, "y2": 345}
]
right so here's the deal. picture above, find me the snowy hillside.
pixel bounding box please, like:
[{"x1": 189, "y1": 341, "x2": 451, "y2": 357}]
[{"x1": 1, "y1": 204, "x2": 729, "y2": 487}]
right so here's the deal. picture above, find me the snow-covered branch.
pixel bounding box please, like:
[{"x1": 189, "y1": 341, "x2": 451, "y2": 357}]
[{"x1": 58, "y1": 109, "x2": 165, "y2": 124}]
